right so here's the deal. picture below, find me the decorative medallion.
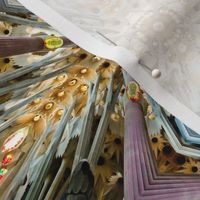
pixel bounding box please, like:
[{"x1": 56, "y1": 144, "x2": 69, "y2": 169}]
[
  {"x1": 80, "y1": 68, "x2": 88, "y2": 74},
  {"x1": 68, "y1": 79, "x2": 77, "y2": 86},
  {"x1": 57, "y1": 91, "x2": 65, "y2": 97},
  {"x1": 44, "y1": 102, "x2": 54, "y2": 110},
  {"x1": 79, "y1": 84, "x2": 88, "y2": 92},
  {"x1": 33, "y1": 114, "x2": 42, "y2": 122},
  {"x1": 44, "y1": 37, "x2": 64, "y2": 49},
  {"x1": 57, "y1": 109, "x2": 64, "y2": 116},
  {"x1": 126, "y1": 81, "x2": 142, "y2": 102},
  {"x1": 57, "y1": 74, "x2": 67, "y2": 81},
  {"x1": 1, "y1": 127, "x2": 29, "y2": 153}
]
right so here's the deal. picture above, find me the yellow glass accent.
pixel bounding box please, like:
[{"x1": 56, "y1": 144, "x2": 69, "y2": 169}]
[
  {"x1": 45, "y1": 102, "x2": 54, "y2": 110},
  {"x1": 57, "y1": 109, "x2": 64, "y2": 116},
  {"x1": 33, "y1": 114, "x2": 42, "y2": 122},
  {"x1": 80, "y1": 84, "x2": 88, "y2": 92},
  {"x1": 68, "y1": 79, "x2": 77, "y2": 86},
  {"x1": 58, "y1": 74, "x2": 66, "y2": 81},
  {"x1": 33, "y1": 98, "x2": 41, "y2": 104},
  {"x1": 44, "y1": 37, "x2": 63, "y2": 49},
  {"x1": 57, "y1": 74, "x2": 67, "y2": 81},
  {"x1": 57, "y1": 91, "x2": 65, "y2": 97},
  {"x1": 111, "y1": 113, "x2": 120, "y2": 122},
  {"x1": 80, "y1": 68, "x2": 88, "y2": 74}
]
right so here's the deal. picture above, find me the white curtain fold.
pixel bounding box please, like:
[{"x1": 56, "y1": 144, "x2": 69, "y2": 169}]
[{"x1": 19, "y1": 0, "x2": 200, "y2": 134}]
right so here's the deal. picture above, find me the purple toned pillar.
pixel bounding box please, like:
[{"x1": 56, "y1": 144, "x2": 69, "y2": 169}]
[{"x1": 123, "y1": 73, "x2": 200, "y2": 200}]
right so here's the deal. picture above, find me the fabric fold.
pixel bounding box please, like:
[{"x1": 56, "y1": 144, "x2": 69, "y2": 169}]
[{"x1": 19, "y1": 0, "x2": 200, "y2": 134}]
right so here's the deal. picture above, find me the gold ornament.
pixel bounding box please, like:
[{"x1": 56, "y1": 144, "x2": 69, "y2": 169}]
[
  {"x1": 80, "y1": 84, "x2": 88, "y2": 92},
  {"x1": 68, "y1": 79, "x2": 77, "y2": 86},
  {"x1": 44, "y1": 102, "x2": 54, "y2": 110}
]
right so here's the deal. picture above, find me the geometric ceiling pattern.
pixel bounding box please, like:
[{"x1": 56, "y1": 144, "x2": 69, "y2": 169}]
[
  {"x1": 125, "y1": 100, "x2": 200, "y2": 200},
  {"x1": 1, "y1": 1, "x2": 200, "y2": 200}
]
